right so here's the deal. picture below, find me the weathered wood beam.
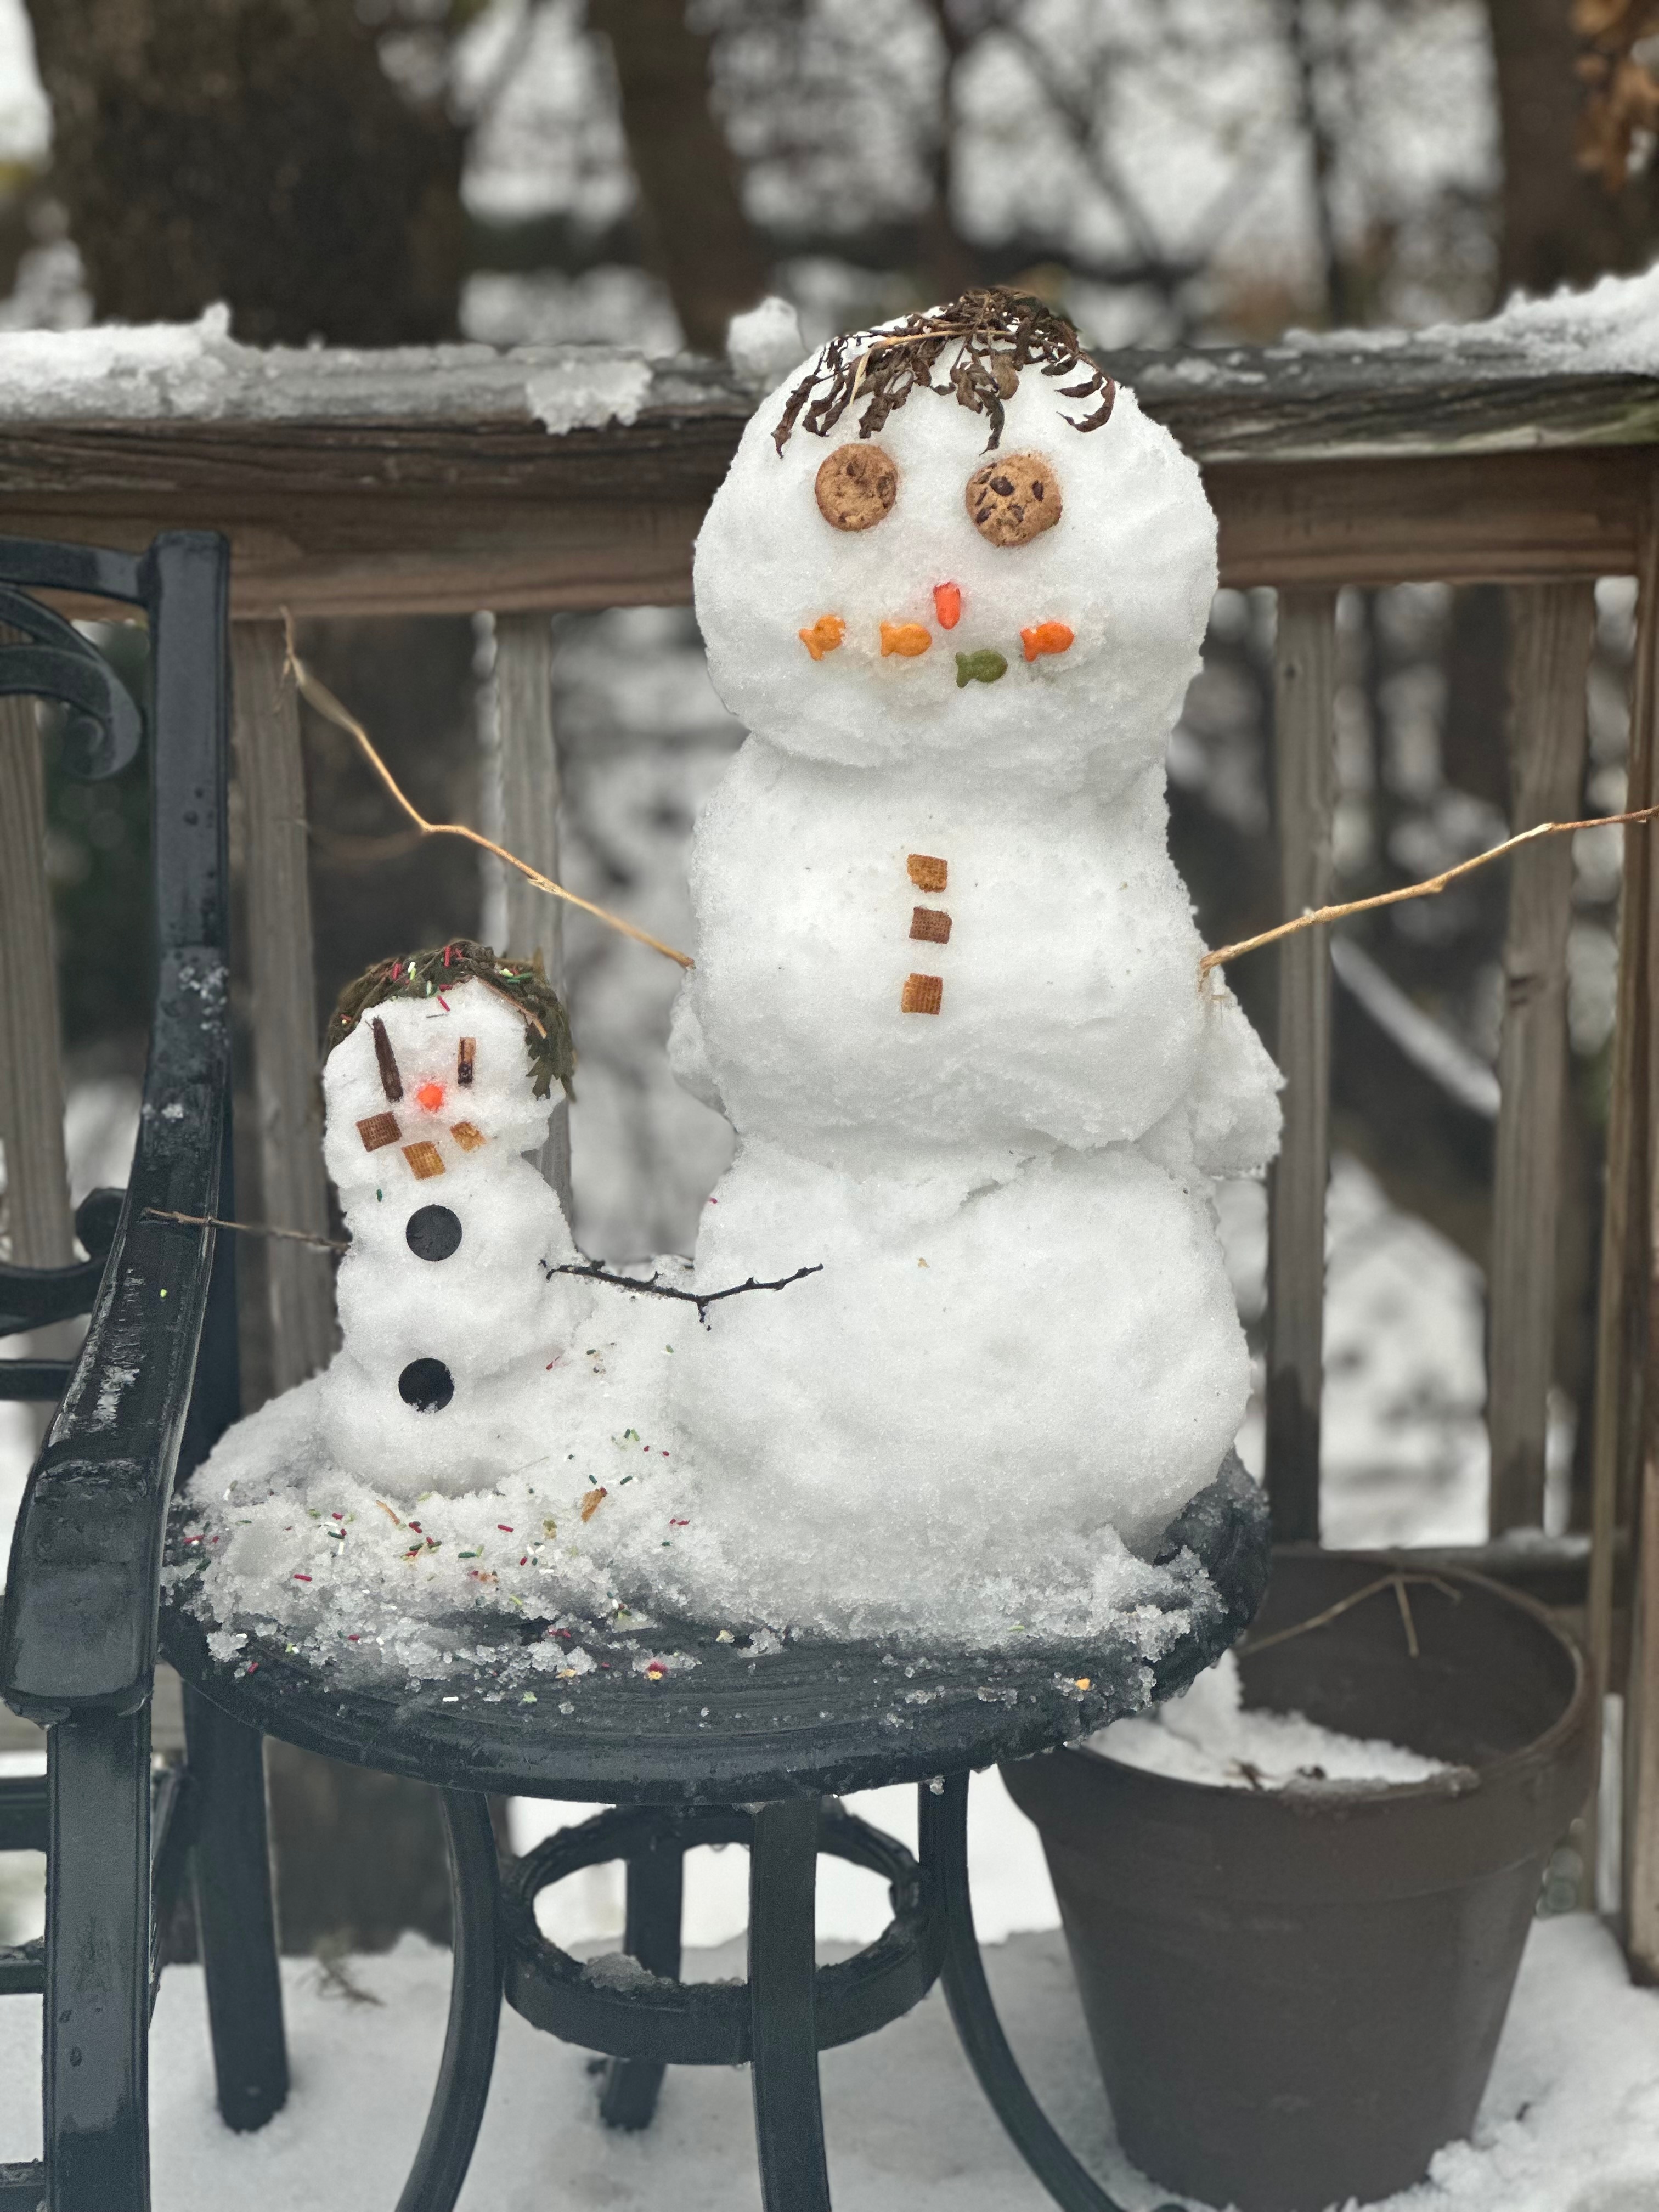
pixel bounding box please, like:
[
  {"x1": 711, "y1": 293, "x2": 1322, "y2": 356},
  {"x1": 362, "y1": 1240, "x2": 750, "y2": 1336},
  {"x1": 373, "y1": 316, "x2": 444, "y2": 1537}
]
[
  {"x1": 1487, "y1": 582, "x2": 1595, "y2": 1534},
  {"x1": 1265, "y1": 591, "x2": 1338, "y2": 1545},
  {"x1": 0, "y1": 430, "x2": 1650, "y2": 623},
  {"x1": 0, "y1": 695, "x2": 72, "y2": 1271},
  {"x1": 491, "y1": 612, "x2": 572, "y2": 1221},
  {"x1": 230, "y1": 623, "x2": 335, "y2": 1395}
]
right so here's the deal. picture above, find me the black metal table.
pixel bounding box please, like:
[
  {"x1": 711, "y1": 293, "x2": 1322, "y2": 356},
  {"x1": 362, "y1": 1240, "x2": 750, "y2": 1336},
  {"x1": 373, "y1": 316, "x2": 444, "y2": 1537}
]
[{"x1": 161, "y1": 1456, "x2": 1268, "y2": 2212}]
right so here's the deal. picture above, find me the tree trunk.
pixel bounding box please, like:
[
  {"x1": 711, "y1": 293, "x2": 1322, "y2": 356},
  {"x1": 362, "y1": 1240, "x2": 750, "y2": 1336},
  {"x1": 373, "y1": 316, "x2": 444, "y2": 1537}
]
[
  {"x1": 589, "y1": 0, "x2": 768, "y2": 354},
  {"x1": 22, "y1": 0, "x2": 463, "y2": 343}
]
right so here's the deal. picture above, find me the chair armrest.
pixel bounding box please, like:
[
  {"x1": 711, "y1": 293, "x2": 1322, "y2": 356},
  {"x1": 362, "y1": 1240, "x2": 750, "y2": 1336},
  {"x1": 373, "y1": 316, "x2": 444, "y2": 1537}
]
[{"x1": 0, "y1": 949, "x2": 232, "y2": 1722}]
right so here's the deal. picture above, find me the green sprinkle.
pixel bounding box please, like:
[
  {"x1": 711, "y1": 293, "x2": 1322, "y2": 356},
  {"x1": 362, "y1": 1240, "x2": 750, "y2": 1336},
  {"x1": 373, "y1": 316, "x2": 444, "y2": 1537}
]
[
  {"x1": 458, "y1": 1550, "x2": 479, "y2": 1560},
  {"x1": 955, "y1": 648, "x2": 1008, "y2": 688},
  {"x1": 159, "y1": 1288, "x2": 168, "y2": 1299}
]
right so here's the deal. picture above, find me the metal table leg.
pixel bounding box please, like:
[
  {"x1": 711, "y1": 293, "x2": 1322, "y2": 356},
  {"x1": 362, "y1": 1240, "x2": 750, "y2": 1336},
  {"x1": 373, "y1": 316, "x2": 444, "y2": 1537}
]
[
  {"x1": 919, "y1": 1773, "x2": 1177, "y2": 2212},
  {"x1": 394, "y1": 1791, "x2": 503, "y2": 2212},
  {"x1": 600, "y1": 1828, "x2": 685, "y2": 2130},
  {"x1": 748, "y1": 1796, "x2": 832, "y2": 2212}
]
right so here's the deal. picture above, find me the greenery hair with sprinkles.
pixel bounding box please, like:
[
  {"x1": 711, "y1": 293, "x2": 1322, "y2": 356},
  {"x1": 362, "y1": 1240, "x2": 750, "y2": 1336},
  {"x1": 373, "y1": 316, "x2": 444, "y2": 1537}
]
[
  {"x1": 772, "y1": 285, "x2": 1115, "y2": 458},
  {"x1": 325, "y1": 939, "x2": 576, "y2": 1101}
]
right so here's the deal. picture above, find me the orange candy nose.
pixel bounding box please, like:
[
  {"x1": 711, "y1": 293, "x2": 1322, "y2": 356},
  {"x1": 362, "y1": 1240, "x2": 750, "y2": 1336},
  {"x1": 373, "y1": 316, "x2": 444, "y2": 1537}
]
[
  {"x1": 880, "y1": 622, "x2": 932, "y2": 658},
  {"x1": 798, "y1": 614, "x2": 846, "y2": 662},
  {"x1": 415, "y1": 1081, "x2": 445, "y2": 1112},
  {"x1": 1021, "y1": 621, "x2": 1074, "y2": 663},
  {"x1": 933, "y1": 582, "x2": 962, "y2": 629}
]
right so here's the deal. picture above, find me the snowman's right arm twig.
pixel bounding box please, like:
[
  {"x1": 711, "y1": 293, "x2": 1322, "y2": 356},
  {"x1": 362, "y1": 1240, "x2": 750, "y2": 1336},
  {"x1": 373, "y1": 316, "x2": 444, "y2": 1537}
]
[{"x1": 542, "y1": 1258, "x2": 823, "y2": 1326}]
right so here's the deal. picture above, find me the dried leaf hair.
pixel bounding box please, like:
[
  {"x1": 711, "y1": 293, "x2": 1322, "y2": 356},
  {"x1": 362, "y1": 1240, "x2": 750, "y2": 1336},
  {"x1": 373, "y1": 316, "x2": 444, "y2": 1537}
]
[
  {"x1": 773, "y1": 286, "x2": 1115, "y2": 456},
  {"x1": 326, "y1": 939, "x2": 575, "y2": 1101}
]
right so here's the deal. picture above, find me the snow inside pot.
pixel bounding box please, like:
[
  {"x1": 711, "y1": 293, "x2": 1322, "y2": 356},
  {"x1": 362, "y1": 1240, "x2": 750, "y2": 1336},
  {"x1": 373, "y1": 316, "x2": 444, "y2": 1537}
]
[{"x1": 1001, "y1": 1551, "x2": 1595, "y2": 2212}]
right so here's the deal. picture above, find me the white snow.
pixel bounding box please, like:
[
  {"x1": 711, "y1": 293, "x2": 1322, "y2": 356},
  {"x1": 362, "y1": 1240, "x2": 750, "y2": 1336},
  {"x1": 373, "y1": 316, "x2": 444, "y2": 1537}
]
[
  {"x1": 726, "y1": 295, "x2": 805, "y2": 391},
  {"x1": 1087, "y1": 1648, "x2": 1451, "y2": 1790},
  {"x1": 0, "y1": 1896, "x2": 1645, "y2": 2211},
  {"x1": 0, "y1": 304, "x2": 672, "y2": 430}
]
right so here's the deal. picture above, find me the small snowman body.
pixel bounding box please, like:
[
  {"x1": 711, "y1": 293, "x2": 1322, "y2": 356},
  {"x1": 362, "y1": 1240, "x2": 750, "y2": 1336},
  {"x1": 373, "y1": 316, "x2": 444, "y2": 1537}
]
[
  {"x1": 316, "y1": 977, "x2": 591, "y2": 1501},
  {"x1": 664, "y1": 300, "x2": 1280, "y2": 1633}
]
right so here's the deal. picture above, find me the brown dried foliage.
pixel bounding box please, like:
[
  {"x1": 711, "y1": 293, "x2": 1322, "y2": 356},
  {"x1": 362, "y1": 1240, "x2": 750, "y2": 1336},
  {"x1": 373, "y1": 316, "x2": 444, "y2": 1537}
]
[
  {"x1": 1575, "y1": 0, "x2": 1659, "y2": 190},
  {"x1": 773, "y1": 286, "x2": 1115, "y2": 457}
]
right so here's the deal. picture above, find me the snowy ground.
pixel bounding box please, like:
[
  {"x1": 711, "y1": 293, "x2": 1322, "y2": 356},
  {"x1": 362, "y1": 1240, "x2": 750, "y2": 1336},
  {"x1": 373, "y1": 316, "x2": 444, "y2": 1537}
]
[{"x1": 0, "y1": 1903, "x2": 1642, "y2": 2211}]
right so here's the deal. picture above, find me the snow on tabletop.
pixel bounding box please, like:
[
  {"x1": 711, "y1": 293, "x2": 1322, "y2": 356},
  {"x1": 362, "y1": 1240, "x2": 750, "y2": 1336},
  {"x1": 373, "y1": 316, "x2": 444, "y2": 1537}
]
[
  {"x1": 1087, "y1": 1650, "x2": 1452, "y2": 1791},
  {"x1": 0, "y1": 1912, "x2": 1643, "y2": 2209}
]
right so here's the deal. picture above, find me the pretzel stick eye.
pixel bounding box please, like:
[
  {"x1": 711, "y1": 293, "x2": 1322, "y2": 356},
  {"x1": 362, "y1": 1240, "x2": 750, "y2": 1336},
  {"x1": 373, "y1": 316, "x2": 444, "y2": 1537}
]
[
  {"x1": 457, "y1": 1037, "x2": 475, "y2": 1087},
  {"x1": 371, "y1": 1017, "x2": 403, "y2": 1102}
]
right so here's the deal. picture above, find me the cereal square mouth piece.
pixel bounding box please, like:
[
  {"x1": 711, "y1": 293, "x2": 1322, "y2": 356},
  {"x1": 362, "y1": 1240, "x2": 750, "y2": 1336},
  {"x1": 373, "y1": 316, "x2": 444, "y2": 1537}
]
[
  {"x1": 901, "y1": 973, "x2": 944, "y2": 1015},
  {"x1": 357, "y1": 1111, "x2": 401, "y2": 1153},
  {"x1": 402, "y1": 1141, "x2": 446, "y2": 1180}
]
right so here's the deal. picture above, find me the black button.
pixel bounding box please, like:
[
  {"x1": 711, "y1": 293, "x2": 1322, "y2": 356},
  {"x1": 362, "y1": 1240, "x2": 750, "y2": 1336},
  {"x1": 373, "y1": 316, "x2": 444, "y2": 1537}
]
[
  {"x1": 398, "y1": 1358, "x2": 454, "y2": 1413},
  {"x1": 405, "y1": 1204, "x2": 462, "y2": 1262}
]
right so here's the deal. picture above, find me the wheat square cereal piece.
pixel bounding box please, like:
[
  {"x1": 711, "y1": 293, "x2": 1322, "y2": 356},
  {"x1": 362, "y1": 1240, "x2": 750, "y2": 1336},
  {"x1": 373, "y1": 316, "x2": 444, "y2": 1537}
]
[
  {"x1": 906, "y1": 853, "x2": 947, "y2": 893},
  {"x1": 901, "y1": 973, "x2": 944, "y2": 1015},
  {"x1": 357, "y1": 1111, "x2": 401, "y2": 1153},
  {"x1": 449, "y1": 1121, "x2": 486, "y2": 1152},
  {"x1": 910, "y1": 906, "x2": 952, "y2": 944},
  {"x1": 402, "y1": 1141, "x2": 446, "y2": 1179}
]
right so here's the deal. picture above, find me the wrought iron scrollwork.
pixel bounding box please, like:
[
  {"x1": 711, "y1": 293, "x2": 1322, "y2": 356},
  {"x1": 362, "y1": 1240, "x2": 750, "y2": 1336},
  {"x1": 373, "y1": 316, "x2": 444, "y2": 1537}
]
[{"x1": 0, "y1": 584, "x2": 142, "y2": 780}]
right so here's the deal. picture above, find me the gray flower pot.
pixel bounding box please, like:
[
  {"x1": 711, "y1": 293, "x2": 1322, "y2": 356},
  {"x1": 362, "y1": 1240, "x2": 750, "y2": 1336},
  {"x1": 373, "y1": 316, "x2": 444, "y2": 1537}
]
[{"x1": 1002, "y1": 1552, "x2": 1596, "y2": 2212}]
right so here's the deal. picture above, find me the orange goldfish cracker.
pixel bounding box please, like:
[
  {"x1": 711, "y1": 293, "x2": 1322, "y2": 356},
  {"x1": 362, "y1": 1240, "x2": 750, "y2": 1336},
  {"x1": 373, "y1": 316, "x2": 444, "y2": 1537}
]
[
  {"x1": 1021, "y1": 620, "x2": 1074, "y2": 662},
  {"x1": 798, "y1": 614, "x2": 846, "y2": 662},
  {"x1": 933, "y1": 582, "x2": 962, "y2": 629},
  {"x1": 879, "y1": 622, "x2": 932, "y2": 658}
]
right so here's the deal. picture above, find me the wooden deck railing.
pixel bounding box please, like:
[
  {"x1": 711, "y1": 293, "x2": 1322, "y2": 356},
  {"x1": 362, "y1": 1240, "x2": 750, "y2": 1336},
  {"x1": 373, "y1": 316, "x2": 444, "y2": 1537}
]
[{"x1": 1, "y1": 324, "x2": 1657, "y2": 1949}]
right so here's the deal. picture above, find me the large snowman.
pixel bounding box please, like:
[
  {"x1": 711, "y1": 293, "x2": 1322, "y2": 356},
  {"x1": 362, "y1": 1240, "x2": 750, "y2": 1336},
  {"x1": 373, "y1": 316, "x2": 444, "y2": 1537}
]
[{"x1": 658, "y1": 290, "x2": 1281, "y2": 1640}]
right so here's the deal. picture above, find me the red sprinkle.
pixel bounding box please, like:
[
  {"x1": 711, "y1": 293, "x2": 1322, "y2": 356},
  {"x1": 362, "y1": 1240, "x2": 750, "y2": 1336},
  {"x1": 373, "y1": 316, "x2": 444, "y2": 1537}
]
[
  {"x1": 409, "y1": 1522, "x2": 422, "y2": 1533},
  {"x1": 348, "y1": 1635, "x2": 360, "y2": 1643},
  {"x1": 247, "y1": 1661, "x2": 259, "y2": 1674},
  {"x1": 669, "y1": 1517, "x2": 690, "y2": 1527},
  {"x1": 331, "y1": 1512, "x2": 345, "y2": 1521},
  {"x1": 498, "y1": 1523, "x2": 513, "y2": 1532},
  {"x1": 292, "y1": 1572, "x2": 312, "y2": 1583}
]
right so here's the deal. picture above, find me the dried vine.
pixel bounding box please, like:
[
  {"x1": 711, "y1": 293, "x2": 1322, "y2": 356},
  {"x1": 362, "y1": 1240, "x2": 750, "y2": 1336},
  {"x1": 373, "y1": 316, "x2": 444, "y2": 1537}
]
[
  {"x1": 541, "y1": 1256, "x2": 823, "y2": 1326},
  {"x1": 774, "y1": 286, "x2": 1114, "y2": 455}
]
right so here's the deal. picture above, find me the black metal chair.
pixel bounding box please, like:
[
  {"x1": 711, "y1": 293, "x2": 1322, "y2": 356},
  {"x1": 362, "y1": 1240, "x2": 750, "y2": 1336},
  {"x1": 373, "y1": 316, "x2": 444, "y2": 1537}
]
[{"x1": 0, "y1": 527, "x2": 1271, "y2": 2212}]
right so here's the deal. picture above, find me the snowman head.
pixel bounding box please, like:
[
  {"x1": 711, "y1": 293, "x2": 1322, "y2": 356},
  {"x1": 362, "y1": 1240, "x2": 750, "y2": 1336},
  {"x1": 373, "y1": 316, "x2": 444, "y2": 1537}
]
[
  {"x1": 320, "y1": 944, "x2": 573, "y2": 1206},
  {"x1": 695, "y1": 289, "x2": 1217, "y2": 798}
]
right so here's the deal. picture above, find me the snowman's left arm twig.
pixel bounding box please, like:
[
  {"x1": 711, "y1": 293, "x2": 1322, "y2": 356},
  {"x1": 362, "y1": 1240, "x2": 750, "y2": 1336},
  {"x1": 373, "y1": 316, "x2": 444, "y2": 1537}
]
[{"x1": 543, "y1": 1258, "x2": 823, "y2": 1326}]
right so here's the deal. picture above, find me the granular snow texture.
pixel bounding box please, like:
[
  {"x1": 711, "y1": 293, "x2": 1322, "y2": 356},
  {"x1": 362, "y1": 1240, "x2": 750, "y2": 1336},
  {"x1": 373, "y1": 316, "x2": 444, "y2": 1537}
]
[{"x1": 0, "y1": 1911, "x2": 1645, "y2": 2211}]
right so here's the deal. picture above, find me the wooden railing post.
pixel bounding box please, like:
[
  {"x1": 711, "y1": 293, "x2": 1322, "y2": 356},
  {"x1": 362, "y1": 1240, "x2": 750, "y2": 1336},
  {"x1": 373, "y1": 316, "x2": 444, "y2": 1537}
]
[
  {"x1": 490, "y1": 612, "x2": 572, "y2": 1222},
  {"x1": 1265, "y1": 590, "x2": 1338, "y2": 1545},
  {"x1": 231, "y1": 622, "x2": 335, "y2": 1393},
  {"x1": 0, "y1": 694, "x2": 73, "y2": 1273},
  {"x1": 1488, "y1": 584, "x2": 1595, "y2": 1533}
]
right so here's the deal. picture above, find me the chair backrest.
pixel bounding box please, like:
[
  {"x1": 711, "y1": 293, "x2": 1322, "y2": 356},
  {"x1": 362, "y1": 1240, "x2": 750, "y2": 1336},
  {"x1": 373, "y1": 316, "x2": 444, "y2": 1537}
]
[{"x1": 0, "y1": 532, "x2": 238, "y2": 1717}]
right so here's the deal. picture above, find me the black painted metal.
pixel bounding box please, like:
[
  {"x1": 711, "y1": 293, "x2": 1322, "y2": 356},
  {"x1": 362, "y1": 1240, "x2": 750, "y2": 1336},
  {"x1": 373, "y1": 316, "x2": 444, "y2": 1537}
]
[
  {"x1": 182, "y1": 1684, "x2": 287, "y2": 2130},
  {"x1": 393, "y1": 1793, "x2": 503, "y2": 2212},
  {"x1": 918, "y1": 1773, "x2": 1180, "y2": 2212},
  {"x1": 147, "y1": 1763, "x2": 192, "y2": 2017},
  {"x1": 0, "y1": 1942, "x2": 43, "y2": 1996},
  {"x1": 0, "y1": 1192, "x2": 123, "y2": 1336},
  {"x1": 46, "y1": 1707, "x2": 152, "y2": 2212},
  {"x1": 598, "y1": 1831, "x2": 684, "y2": 2130},
  {"x1": 0, "y1": 1364, "x2": 71, "y2": 1403},
  {"x1": 0, "y1": 587, "x2": 142, "y2": 780},
  {"x1": 503, "y1": 1799, "x2": 941, "y2": 2064},
  {"x1": 749, "y1": 1797, "x2": 831, "y2": 2212},
  {"x1": 0, "y1": 2164, "x2": 44, "y2": 2211},
  {"x1": 0, "y1": 1775, "x2": 46, "y2": 1854},
  {"x1": 3, "y1": 533, "x2": 235, "y2": 1724}
]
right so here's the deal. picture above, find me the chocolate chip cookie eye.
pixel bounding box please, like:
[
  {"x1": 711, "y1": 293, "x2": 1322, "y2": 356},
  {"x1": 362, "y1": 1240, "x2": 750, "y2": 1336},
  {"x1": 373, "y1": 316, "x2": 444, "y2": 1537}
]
[
  {"x1": 815, "y1": 442, "x2": 899, "y2": 532},
  {"x1": 964, "y1": 452, "x2": 1062, "y2": 547}
]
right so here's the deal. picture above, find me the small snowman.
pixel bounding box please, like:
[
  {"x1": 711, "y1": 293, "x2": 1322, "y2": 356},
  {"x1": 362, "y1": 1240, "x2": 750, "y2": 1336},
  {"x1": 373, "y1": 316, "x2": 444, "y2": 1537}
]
[
  {"x1": 660, "y1": 290, "x2": 1281, "y2": 1640},
  {"x1": 314, "y1": 942, "x2": 594, "y2": 1501}
]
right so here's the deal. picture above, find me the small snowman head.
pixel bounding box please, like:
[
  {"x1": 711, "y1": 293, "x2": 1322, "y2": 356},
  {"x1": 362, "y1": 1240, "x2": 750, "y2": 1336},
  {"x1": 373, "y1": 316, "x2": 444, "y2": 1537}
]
[
  {"x1": 320, "y1": 941, "x2": 573, "y2": 1209},
  {"x1": 694, "y1": 288, "x2": 1217, "y2": 798}
]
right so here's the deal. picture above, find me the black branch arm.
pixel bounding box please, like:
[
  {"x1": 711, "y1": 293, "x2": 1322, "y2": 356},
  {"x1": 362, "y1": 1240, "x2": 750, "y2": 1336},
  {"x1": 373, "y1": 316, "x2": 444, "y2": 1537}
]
[{"x1": 0, "y1": 530, "x2": 236, "y2": 1724}]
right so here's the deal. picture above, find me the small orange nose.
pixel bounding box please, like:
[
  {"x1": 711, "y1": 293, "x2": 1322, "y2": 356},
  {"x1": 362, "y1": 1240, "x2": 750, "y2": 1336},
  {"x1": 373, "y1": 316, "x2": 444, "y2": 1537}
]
[
  {"x1": 933, "y1": 582, "x2": 962, "y2": 630},
  {"x1": 415, "y1": 1081, "x2": 445, "y2": 1112}
]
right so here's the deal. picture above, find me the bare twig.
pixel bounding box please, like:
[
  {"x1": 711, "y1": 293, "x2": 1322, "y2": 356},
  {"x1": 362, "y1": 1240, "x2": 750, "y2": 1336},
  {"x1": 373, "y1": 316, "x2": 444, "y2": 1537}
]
[
  {"x1": 1201, "y1": 802, "x2": 1659, "y2": 978},
  {"x1": 542, "y1": 1256, "x2": 823, "y2": 1325},
  {"x1": 1238, "y1": 1572, "x2": 1462, "y2": 1658},
  {"x1": 280, "y1": 612, "x2": 694, "y2": 972},
  {"x1": 144, "y1": 1206, "x2": 348, "y2": 1252}
]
